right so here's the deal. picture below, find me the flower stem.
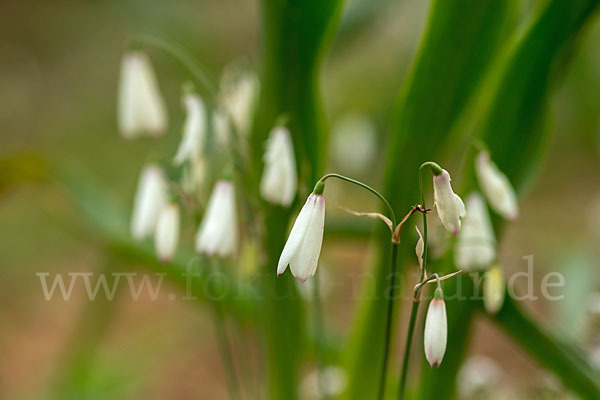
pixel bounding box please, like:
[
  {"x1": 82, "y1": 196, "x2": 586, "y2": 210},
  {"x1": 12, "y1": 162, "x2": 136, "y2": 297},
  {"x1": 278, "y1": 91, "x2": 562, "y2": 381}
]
[
  {"x1": 377, "y1": 242, "x2": 400, "y2": 400},
  {"x1": 130, "y1": 34, "x2": 218, "y2": 99},
  {"x1": 397, "y1": 162, "x2": 433, "y2": 400},
  {"x1": 319, "y1": 173, "x2": 397, "y2": 226}
]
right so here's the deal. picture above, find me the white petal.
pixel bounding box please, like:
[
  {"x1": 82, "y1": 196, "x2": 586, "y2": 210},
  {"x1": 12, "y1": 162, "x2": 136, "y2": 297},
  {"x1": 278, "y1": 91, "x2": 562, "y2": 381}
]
[
  {"x1": 260, "y1": 127, "x2": 297, "y2": 206},
  {"x1": 455, "y1": 193, "x2": 496, "y2": 271},
  {"x1": 131, "y1": 165, "x2": 167, "y2": 240},
  {"x1": 155, "y1": 203, "x2": 180, "y2": 262},
  {"x1": 476, "y1": 152, "x2": 519, "y2": 220},
  {"x1": 174, "y1": 94, "x2": 206, "y2": 165},
  {"x1": 117, "y1": 52, "x2": 167, "y2": 138},
  {"x1": 289, "y1": 195, "x2": 325, "y2": 281},
  {"x1": 424, "y1": 298, "x2": 447, "y2": 368},
  {"x1": 484, "y1": 265, "x2": 505, "y2": 314},
  {"x1": 221, "y1": 71, "x2": 259, "y2": 136},
  {"x1": 195, "y1": 181, "x2": 238, "y2": 257},
  {"x1": 433, "y1": 170, "x2": 465, "y2": 235}
]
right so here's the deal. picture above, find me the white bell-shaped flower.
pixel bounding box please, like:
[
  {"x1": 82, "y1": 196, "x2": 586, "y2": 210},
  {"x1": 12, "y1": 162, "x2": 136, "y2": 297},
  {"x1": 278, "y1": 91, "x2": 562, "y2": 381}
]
[
  {"x1": 117, "y1": 51, "x2": 167, "y2": 139},
  {"x1": 154, "y1": 203, "x2": 180, "y2": 262},
  {"x1": 455, "y1": 193, "x2": 496, "y2": 271},
  {"x1": 195, "y1": 180, "x2": 238, "y2": 257},
  {"x1": 424, "y1": 287, "x2": 448, "y2": 368},
  {"x1": 475, "y1": 152, "x2": 518, "y2": 220},
  {"x1": 260, "y1": 126, "x2": 297, "y2": 206},
  {"x1": 221, "y1": 71, "x2": 259, "y2": 136},
  {"x1": 131, "y1": 165, "x2": 168, "y2": 240},
  {"x1": 484, "y1": 265, "x2": 505, "y2": 314},
  {"x1": 277, "y1": 191, "x2": 326, "y2": 282},
  {"x1": 174, "y1": 93, "x2": 206, "y2": 165},
  {"x1": 433, "y1": 169, "x2": 466, "y2": 235}
]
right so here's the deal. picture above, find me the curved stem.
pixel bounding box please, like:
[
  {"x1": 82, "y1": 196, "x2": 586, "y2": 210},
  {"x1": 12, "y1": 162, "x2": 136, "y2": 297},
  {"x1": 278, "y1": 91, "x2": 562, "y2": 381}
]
[
  {"x1": 130, "y1": 34, "x2": 218, "y2": 99},
  {"x1": 377, "y1": 243, "x2": 400, "y2": 400},
  {"x1": 319, "y1": 173, "x2": 397, "y2": 226}
]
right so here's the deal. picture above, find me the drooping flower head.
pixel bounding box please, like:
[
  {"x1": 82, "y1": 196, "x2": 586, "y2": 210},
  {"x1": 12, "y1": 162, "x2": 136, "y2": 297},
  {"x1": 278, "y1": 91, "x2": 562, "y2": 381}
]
[
  {"x1": 220, "y1": 70, "x2": 259, "y2": 137},
  {"x1": 424, "y1": 287, "x2": 448, "y2": 368},
  {"x1": 433, "y1": 168, "x2": 466, "y2": 236},
  {"x1": 117, "y1": 51, "x2": 167, "y2": 139},
  {"x1": 484, "y1": 265, "x2": 506, "y2": 314},
  {"x1": 455, "y1": 193, "x2": 496, "y2": 271},
  {"x1": 154, "y1": 203, "x2": 180, "y2": 262},
  {"x1": 131, "y1": 164, "x2": 168, "y2": 240},
  {"x1": 277, "y1": 182, "x2": 326, "y2": 282},
  {"x1": 475, "y1": 151, "x2": 518, "y2": 220},
  {"x1": 195, "y1": 180, "x2": 238, "y2": 257},
  {"x1": 260, "y1": 126, "x2": 297, "y2": 206},
  {"x1": 174, "y1": 92, "x2": 206, "y2": 165}
]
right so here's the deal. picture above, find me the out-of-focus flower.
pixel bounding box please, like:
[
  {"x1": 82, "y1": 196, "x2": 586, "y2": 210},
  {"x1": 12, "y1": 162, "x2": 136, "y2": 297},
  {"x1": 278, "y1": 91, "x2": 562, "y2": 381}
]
[
  {"x1": 195, "y1": 180, "x2": 238, "y2": 257},
  {"x1": 433, "y1": 169, "x2": 466, "y2": 235},
  {"x1": 424, "y1": 287, "x2": 448, "y2": 368},
  {"x1": 180, "y1": 156, "x2": 207, "y2": 196},
  {"x1": 301, "y1": 366, "x2": 348, "y2": 399},
  {"x1": 212, "y1": 108, "x2": 231, "y2": 149},
  {"x1": 154, "y1": 203, "x2": 180, "y2": 262},
  {"x1": 458, "y1": 356, "x2": 503, "y2": 398},
  {"x1": 455, "y1": 193, "x2": 496, "y2": 271},
  {"x1": 131, "y1": 165, "x2": 167, "y2": 240},
  {"x1": 475, "y1": 152, "x2": 518, "y2": 220},
  {"x1": 277, "y1": 190, "x2": 326, "y2": 282},
  {"x1": 484, "y1": 265, "x2": 506, "y2": 314},
  {"x1": 117, "y1": 51, "x2": 167, "y2": 139},
  {"x1": 221, "y1": 71, "x2": 259, "y2": 136},
  {"x1": 260, "y1": 126, "x2": 297, "y2": 206},
  {"x1": 330, "y1": 113, "x2": 377, "y2": 175},
  {"x1": 174, "y1": 93, "x2": 206, "y2": 165}
]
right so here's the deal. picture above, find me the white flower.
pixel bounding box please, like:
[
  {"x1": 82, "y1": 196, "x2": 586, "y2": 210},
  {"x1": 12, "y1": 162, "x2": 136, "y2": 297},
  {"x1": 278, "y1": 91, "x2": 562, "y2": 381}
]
[
  {"x1": 277, "y1": 192, "x2": 326, "y2": 282},
  {"x1": 174, "y1": 93, "x2": 206, "y2": 165},
  {"x1": 260, "y1": 126, "x2": 297, "y2": 206},
  {"x1": 433, "y1": 169, "x2": 466, "y2": 235},
  {"x1": 154, "y1": 203, "x2": 180, "y2": 262},
  {"x1": 424, "y1": 287, "x2": 447, "y2": 368},
  {"x1": 455, "y1": 193, "x2": 496, "y2": 271},
  {"x1": 221, "y1": 71, "x2": 259, "y2": 136},
  {"x1": 131, "y1": 165, "x2": 168, "y2": 240},
  {"x1": 195, "y1": 180, "x2": 238, "y2": 257},
  {"x1": 212, "y1": 108, "x2": 231, "y2": 149},
  {"x1": 117, "y1": 51, "x2": 167, "y2": 139},
  {"x1": 484, "y1": 265, "x2": 505, "y2": 314},
  {"x1": 180, "y1": 156, "x2": 206, "y2": 195},
  {"x1": 475, "y1": 152, "x2": 518, "y2": 220}
]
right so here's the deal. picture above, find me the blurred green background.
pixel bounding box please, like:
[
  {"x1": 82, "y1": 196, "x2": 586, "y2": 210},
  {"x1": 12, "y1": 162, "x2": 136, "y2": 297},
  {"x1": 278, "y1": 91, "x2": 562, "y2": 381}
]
[{"x1": 1, "y1": 0, "x2": 600, "y2": 399}]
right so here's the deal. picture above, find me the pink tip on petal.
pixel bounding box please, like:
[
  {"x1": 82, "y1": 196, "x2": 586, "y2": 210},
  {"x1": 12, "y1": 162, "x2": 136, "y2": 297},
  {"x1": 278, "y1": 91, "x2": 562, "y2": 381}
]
[
  {"x1": 300, "y1": 278, "x2": 306, "y2": 284},
  {"x1": 276, "y1": 273, "x2": 280, "y2": 277},
  {"x1": 453, "y1": 230, "x2": 459, "y2": 237},
  {"x1": 436, "y1": 362, "x2": 440, "y2": 369},
  {"x1": 429, "y1": 362, "x2": 434, "y2": 368}
]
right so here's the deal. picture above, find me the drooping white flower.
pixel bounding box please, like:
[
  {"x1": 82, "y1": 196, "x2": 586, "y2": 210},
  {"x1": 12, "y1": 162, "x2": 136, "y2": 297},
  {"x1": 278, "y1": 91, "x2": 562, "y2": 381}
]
[
  {"x1": 117, "y1": 51, "x2": 167, "y2": 139},
  {"x1": 260, "y1": 126, "x2": 297, "y2": 206},
  {"x1": 475, "y1": 152, "x2": 518, "y2": 220},
  {"x1": 484, "y1": 265, "x2": 505, "y2": 314},
  {"x1": 221, "y1": 71, "x2": 259, "y2": 136},
  {"x1": 195, "y1": 180, "x2": 238, "y2": 257},
  {"x1": 174, "y1": 93, "x2": 206, "y2": 165},
  {"x1": 154, "y1": 203, "x2": 180, "y2": 262},
  {"x1": 180, "y1": 156, "x2": 206, "y2": 195},
  {"x1": 131, "y1": 165, "x2": 168, "y2": 240},
  {"x1": 424, "y1": 287, "x2": 448, "y2": 368},
  {"x1": 277, "y1": 191, "x2": 326, "y2": 282},
  {"x1": 433, "y1": 169, "x2": 466, "y2": 236},
  {"x1": 455, "y1": 193, "x2": 496, "y2": 271}
]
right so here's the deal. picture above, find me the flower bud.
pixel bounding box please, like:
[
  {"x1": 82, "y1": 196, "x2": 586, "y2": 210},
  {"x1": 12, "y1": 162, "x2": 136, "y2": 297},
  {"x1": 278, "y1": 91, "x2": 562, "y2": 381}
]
[
  {"x1": 117, "y1": 51, "x2": 167, "y2": 139},
  {"x1": 277, "y1": 191, "x2": 326, "y2": 282},
  {"x1": 131, "y1": 165, "x2": 167, "y2": 240},
  {"x1": 424, "y1": 287, "x2": 447, "y2": 368},
  {"x1": 484, "y1": 265, "x2": 505, "y2": 314},
  {"x1": 455, "y1": 193, "x2": 496, "y2": 271},
  {"x1": 195, "y1": 180, "x2": 238, "y2": 257},
  {"x1": 433, "y1": 169, "x2": 466, "y2": 235},
  {"x1": 174, "y1": 93, "x2": 206, "y2": 165},
  {"x1": 154, "y1": 203, "x2": 180, "y2": 262},
  {"x1": 260, "y1": 126, "x2": 297, "y2": 206},
  {"x1": 475, "y1": 152, "x2": 518, "y2": 220}
]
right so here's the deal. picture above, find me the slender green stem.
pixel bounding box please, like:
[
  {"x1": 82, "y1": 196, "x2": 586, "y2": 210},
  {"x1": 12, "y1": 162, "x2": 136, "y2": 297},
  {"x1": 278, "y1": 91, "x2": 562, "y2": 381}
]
[
  {"x1": 377, "y1": 242, "x2": 400, "y2": 400},
  {"x1": 312, "y1": 272, "x2": 329, "y2": 400},
  {"x1": 397, "y1": 163, "x2": 434, "y2": 400},
  {"x1": 319, "y1": 173, "x2": 397, "y2": 226},
  {"x1": 130, "y1": 34, "x2": 218, "y2": 98}
]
